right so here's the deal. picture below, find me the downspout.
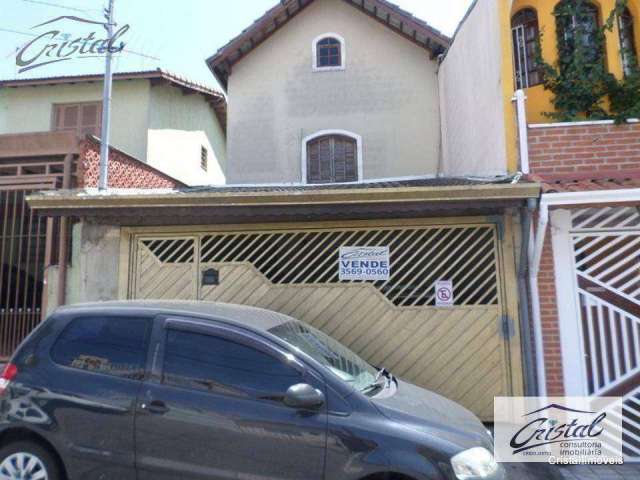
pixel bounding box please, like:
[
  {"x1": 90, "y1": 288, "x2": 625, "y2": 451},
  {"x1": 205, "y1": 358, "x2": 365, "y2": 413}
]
[
  {"x1": 517, "y1": 202, "x2": 536, "y2": 395},
  {"x1": 529, "y1": 197, "x2": 549, "y2": 396},
  {"x1": 513, "y1": 89, "x2": 530, "y2": 174}
]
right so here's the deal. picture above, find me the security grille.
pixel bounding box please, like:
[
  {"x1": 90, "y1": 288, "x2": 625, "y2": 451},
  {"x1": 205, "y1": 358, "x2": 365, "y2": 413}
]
[
  {"x1": 141, "y1": 225, "x2": 500, "y2": 307},
  {"x1": 571, "y1": 207, "x2": 640, "y2": 461}
]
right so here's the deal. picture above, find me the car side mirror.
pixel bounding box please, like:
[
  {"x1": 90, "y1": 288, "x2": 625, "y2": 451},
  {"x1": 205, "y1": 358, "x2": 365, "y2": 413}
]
[{"x1": 284, "y1": 383, "x2": 325, "y2": 409}]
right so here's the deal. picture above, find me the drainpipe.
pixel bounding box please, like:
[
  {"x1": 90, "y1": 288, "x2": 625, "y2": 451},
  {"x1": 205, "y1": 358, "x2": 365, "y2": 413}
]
[
  {"x1": 513, "y1": 89, "x2": 530, "y2": 174},
  {"x1": 517, "y1": 203, "x2": 536, "y2": 395},
  {"x1": 528, "y1": 197, "x2": 549, "y2": 396},
  {"x1": 56, "y1": 153, "x2": 73, "y2": 308}
]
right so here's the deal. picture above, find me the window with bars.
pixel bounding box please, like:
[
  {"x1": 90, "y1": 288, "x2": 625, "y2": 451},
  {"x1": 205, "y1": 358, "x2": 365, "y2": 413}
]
[
  {"x1": 618, "y1": 7, "x2": 638, "y2": 76},
  {"x1": 556, "y1": 2, "x2": 603, "y2": 66},
  {"x1": 511, "y1": 8, "x2": 542, "y2": 89},
  {"x1": 306, "y1": 134, "x2": 358, "y2": 184},
  {"x1": 314, "y1": 36, "x2": 344, "y2": 70},
  {"x1": 52, "y1": 102, "x2": 102, "y2": 137}
]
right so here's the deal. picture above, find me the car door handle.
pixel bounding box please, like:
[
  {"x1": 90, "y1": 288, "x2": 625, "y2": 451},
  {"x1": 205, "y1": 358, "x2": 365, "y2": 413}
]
[{"x1": 141, "y1": 400, "x2": 169, "y2": 415}]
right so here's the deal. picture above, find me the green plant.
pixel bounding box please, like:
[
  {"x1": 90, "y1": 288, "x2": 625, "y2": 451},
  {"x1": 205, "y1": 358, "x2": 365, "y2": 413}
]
[{"x1": 539, "y1": 0, "x2": 640, "y2": 122}]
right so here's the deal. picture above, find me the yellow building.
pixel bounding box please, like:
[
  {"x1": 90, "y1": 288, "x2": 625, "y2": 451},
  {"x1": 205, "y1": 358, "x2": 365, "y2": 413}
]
[{"x1": 509, "y1": 0, "x2": 640, "y2": 122}]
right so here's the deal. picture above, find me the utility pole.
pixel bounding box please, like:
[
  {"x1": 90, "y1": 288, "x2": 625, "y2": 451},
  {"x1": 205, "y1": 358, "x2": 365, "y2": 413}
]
[{"x1": 98, "y1": 0, "x2": 115, "y2": 191}]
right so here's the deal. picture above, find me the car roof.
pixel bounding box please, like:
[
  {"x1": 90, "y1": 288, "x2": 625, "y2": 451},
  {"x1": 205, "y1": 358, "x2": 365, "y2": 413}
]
[{"x1": 54, "y1": 300, "x2": 295, "y2": 332}]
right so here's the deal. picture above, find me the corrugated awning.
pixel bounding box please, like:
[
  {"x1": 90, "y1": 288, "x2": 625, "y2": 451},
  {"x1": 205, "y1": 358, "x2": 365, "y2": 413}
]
[{"x1": 25, "y1": 177, "x2": 540, "y2": 226}]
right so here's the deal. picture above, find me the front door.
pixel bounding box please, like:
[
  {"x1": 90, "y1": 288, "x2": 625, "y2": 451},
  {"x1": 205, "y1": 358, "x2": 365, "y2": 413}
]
[{"x1": 135, "y1": 318, "x2": 327, "y2": 480}]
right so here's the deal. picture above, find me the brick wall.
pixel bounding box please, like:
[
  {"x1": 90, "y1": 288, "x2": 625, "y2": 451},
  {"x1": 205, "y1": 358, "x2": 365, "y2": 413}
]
[
  {"x1": 78, "y1": 137, "x2": 184, "y2": 189},
  {"x1": 529, "y1": 122, "x2": 640, "y2": 175},
  {"x1": 538, "y1": 234, "x2": 564, "y2": 396}
]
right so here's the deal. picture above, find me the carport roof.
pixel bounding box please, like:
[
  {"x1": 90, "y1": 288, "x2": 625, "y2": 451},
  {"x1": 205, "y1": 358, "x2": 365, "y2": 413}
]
[{"x1": 26, "y1": 177, "x2": 540, "y2": 226}]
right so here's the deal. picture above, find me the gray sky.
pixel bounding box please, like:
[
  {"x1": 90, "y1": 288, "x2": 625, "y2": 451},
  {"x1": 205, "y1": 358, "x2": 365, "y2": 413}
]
[{"x1": 0, "y1": 0, "x2": 473, "y2": 88}]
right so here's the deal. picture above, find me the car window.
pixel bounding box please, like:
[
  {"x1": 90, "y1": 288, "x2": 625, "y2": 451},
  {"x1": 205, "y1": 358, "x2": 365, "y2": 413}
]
[
  {"x1": 51, "y1": 316, "x2": 151, "y2": 380},
  {"x1": 163, "y1": 329, "x2": 301, "y2": 398}
]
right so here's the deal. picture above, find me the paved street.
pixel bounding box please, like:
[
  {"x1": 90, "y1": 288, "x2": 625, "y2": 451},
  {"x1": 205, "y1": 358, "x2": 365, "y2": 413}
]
[
  {"x1": 504, "y1": 462, "x2": 640, "y2": 479},
  {"x1": 553, "y1": 463, "x2": 640, "y2": 480}
]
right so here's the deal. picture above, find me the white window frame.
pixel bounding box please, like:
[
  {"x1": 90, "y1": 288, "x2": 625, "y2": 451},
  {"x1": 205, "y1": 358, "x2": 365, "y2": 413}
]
[
  {"x1": 312, "y1": 33, "x2": 346, "y2": 72},
  {"x1": 301, "y1": 129, "x2": 363, "y2": 184}
]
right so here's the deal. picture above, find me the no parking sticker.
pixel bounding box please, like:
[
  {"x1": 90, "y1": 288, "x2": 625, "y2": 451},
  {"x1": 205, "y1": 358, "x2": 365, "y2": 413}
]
[{"x1": 435, "y1": 280, "x2": 454, "y2": 307}]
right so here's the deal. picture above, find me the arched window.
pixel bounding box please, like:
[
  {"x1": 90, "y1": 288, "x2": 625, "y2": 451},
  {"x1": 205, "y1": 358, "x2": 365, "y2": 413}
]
[
  {"x1": 618, "y1": 7, "x2": 638, "y2": 75},
  {"x1": 556, "y1": 2, "x2": 603, "y2": 65},
  {"x1": 303, "y1": 132, "x2": 361, "y2": 184},
  {"x1": 511, "y1": 8, "x2": 542, "y2": 88},
  {"x1": 312, "y1": 34, "x2": 345, "y2": 70}
]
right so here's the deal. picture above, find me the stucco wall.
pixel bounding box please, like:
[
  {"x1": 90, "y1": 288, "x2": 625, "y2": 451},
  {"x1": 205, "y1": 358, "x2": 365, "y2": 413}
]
[
  {"x1": 46, "y1": 223, "x2": 122, "y2": 314},
  {"x1": 226, "y1": 0, "x2": 441, "y2": 184},
  {"x1": 0, "y1": 80, "x2": 151, "y2": 161},
  {"x1": 438, "y1": 0, "x2": 511, "y2": 176},
  {"x1": 147, "y1": 85, "x2": 227, "y2": 185}
]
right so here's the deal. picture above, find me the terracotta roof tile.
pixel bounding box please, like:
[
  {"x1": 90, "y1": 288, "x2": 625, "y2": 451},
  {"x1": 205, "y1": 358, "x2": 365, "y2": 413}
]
[{"x1": 529, "y1": 170, "x2": 640, "y2": 194}]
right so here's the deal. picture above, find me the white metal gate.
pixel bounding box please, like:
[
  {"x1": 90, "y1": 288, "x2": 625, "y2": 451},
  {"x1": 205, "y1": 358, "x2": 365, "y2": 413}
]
[{"x1": 570, "y1": 206, "x2": 640, "y2": 461}]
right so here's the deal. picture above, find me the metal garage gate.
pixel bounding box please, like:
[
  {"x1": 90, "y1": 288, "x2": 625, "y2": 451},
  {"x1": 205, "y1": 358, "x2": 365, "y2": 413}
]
[
  {"x1": 570, "y1": 206, "x2": 640, "y2": 461},
  {"x1": 127, "y1": 220, "x2": 522, "y2": 420}
]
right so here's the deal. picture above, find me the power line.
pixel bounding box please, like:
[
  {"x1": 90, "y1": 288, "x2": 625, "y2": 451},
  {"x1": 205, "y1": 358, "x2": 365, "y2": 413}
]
[
  {"x1": 22, "y1": 0, "x2": 94, "y2": 14},
  {"x1": 0, "y1": 27, "x2": 37, "y2": 37}
]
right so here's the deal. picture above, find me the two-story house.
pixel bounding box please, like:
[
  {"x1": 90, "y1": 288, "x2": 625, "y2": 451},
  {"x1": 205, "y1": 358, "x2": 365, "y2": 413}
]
[
  {"x1": 0, "y1": 69, "x2": 227, "y2": 186},
  {"x1": 27, "y1": 0, "x2": 541, "y2": 422},
  {"x1": 0, "y1": 69, "x2": 228, "y2": 359}
]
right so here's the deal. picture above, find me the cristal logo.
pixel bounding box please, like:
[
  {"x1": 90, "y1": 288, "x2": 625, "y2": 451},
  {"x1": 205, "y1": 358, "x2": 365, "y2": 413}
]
[
  {"x1": 16, "y1": 16, "x2": 129, "y2": 73},
  {"x1": 510, "y1": 404, "x2": 606, "y2": 454}
]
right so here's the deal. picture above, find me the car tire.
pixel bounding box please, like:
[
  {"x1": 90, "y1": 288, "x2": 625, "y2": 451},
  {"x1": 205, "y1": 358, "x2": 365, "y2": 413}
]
[{"x1": 0, "y1": 441, "x2": 61, "y2": 480}]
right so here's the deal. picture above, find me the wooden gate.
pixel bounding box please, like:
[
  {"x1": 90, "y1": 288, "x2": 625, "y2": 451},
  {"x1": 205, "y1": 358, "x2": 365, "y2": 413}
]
[
  {"x1": 570, "y1": 207, "x2": 640, "y2": 461},
  {"x1": 127, "y1": 219, "x2": 522, "y2": 420}
]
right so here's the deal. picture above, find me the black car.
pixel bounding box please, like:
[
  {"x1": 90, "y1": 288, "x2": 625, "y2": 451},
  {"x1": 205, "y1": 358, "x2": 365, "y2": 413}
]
[{"x1": 0, "y1": 301, "x2": 504, "y2": 480}]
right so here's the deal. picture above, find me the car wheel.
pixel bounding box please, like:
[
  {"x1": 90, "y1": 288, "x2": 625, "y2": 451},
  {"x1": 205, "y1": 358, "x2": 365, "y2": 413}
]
[{"x1": 0, "y1": 441, "x2": 61, "y2": 480}]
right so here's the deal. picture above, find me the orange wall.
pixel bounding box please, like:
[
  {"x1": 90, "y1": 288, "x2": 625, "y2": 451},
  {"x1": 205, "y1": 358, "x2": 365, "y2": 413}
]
[{"x1": 510, "y1": 0, "x2": 640, "y2": 122}]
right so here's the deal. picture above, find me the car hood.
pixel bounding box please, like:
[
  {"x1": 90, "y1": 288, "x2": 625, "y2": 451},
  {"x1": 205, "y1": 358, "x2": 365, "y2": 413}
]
[{"x1": 371, "y1": 378, "x2": 493, "y2": 451}]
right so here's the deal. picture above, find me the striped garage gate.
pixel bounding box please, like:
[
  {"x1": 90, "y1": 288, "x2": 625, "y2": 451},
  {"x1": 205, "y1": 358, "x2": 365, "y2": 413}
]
[{"x1": 124, "y1": 218, "x2": 523, "y2": 420}]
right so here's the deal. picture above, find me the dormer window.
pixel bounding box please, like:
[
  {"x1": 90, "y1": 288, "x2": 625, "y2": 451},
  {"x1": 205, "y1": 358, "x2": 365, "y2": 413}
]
[
  {"x1": 313, "y1": 34, "x2": 345, "y2": 71},
  {"x1": 302, "y1": 130, "x2": 362, "y2": 184}
]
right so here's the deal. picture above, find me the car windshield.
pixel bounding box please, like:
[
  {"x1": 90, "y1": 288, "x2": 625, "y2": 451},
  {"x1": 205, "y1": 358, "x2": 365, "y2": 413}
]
[{"x1": 268, "y1": 320, "x2": 378, "y2": 391}]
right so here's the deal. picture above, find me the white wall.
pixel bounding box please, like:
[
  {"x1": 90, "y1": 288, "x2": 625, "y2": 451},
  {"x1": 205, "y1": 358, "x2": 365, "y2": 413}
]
[
  {"x1": 147, "y1": 85, "x2": 227, "y2": 185},
  {"x1": 438, "y1": 0, "x2": 509, "y2": 176},
  {"x1": 226, "y1": 0, "x2": 441, "y2": 184},
  {"x1": 0, "y1": 80, "x2": 151, "y2": 161}
]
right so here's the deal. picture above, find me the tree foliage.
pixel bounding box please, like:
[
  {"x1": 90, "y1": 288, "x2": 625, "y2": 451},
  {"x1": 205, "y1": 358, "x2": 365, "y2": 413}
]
[{"x1": 539, "y1": 0, "x2": 640, "y2": 122}]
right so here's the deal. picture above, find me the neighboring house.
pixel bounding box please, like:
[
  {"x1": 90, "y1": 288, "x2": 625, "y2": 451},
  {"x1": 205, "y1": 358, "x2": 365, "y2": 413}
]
[
  {"x1": 207, "y1": 0, "x2": 448, "y2": 183},
  {"x1": 486, "y1": 0, "x2": 639, "y2": 461},
  {"x1": 0, "y1": 69, "x2": 227, "y2": 186},
  {"x1": 28, "y1": 0, "x2": 541, "y2": 423},
  {"x1": 437, "y1": 3, "x2": 640, "y2": 454},
  {"x1": 0, "y1": 131, "x2": 185, "y2": 359}
]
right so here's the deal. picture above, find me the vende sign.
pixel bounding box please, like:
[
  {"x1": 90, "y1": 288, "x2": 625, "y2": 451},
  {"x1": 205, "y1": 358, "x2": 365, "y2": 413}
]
[{"x1": 339, "y1": 246, "x2": 390, "y2": 281}]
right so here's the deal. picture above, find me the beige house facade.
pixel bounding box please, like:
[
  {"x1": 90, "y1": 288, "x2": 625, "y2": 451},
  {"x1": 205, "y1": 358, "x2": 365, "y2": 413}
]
[{"x1": 220, "y1": 0, "x2": 444, "y2": 183}]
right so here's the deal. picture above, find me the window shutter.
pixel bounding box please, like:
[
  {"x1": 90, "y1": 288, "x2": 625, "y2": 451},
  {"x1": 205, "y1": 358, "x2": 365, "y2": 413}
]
[
  {"x1": 52, "y1": 102, "x2": 102, "y2": 136},
  {"x1": 63, "y1": 105, "x2": 79, "y2": 130},
  {"x1": 80, "y1": 103, "x2": 101, "y2": 136},
  {"x1": 318, "y1": 137, "x2": 333, "y2": 183},
  {"x1": 306, "y1": 134, "x2": 358, "y2": 184}
]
